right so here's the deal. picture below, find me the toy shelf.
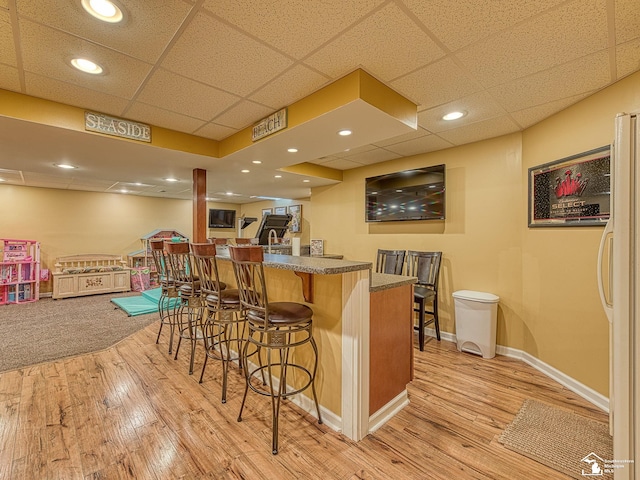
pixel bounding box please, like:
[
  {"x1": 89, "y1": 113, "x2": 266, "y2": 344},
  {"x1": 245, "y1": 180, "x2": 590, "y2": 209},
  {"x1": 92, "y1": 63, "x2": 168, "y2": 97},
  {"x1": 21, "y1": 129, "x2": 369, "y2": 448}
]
[{"x1": 0, "y1": 238, "x2": 40, "y2": 305}]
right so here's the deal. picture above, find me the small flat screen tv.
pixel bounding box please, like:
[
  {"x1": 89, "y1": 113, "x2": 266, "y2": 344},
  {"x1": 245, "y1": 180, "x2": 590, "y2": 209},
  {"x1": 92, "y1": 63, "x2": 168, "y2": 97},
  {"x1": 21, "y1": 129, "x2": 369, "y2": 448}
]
[
  {"x1": 254, "y1": 213, "x2": 292, "y2": 245},
  {"x1": 365, "y1": 164, "x2": 445, "y2": 222},
  {"x1": 208, "y1": 209, "x2": 236, "y2": 228}
]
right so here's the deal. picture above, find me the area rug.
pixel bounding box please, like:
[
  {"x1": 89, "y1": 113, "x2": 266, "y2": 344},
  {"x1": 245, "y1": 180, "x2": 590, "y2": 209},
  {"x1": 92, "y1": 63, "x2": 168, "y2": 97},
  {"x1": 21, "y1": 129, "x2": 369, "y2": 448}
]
[
  {"x1": 499, "y1": 399, "x2": 613, "y2": 479},
  {"x1": 0, "y1": 293, "x2": 158, "y2": 372}
]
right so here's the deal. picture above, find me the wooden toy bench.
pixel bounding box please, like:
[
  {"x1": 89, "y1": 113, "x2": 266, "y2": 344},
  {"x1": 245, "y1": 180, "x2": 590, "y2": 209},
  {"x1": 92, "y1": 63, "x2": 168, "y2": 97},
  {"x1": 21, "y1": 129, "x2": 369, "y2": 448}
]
[{"x1": 52, "y1": 254, "x2": 131, "y2": 299}]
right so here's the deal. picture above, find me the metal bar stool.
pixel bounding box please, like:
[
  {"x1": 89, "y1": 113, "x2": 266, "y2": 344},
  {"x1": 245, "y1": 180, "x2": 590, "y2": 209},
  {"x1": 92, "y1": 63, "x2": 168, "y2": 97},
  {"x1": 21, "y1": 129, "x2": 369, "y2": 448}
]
[
  {"x1": 164, "y1": 241, "x2": 204, "y2": 375},
  {"x1": 229, "y1": 245, "x2": 322, "y2": 455},
  {"x1": 191, "y1": 243, "x2": 246, "y2": 404},
  {"x1": 150, "y1": 239, "x2": 179, "y2": 354}
]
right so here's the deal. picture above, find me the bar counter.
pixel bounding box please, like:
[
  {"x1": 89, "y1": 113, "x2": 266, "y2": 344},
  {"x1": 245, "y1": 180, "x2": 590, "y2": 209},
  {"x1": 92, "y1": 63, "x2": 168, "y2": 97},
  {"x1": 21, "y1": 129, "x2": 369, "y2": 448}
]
[{"x1": 215, "y1": 251, "x2": 417, "y2": 441}]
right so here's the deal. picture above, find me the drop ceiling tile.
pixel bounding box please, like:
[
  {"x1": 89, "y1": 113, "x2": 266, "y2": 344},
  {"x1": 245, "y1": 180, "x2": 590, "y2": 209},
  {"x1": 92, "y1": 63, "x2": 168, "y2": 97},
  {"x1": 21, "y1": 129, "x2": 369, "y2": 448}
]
[
  {"x1": 161, "y1": 11, "x2": 293, "y2": 97},
  {"x1": 0, "y1": 169, "x2": 24, "y2": 183},
  {"x1": 19, "y1": 20, "x2": 153, "y2": 99},
  {"x1": 336, "y1": 144, "x2": 377, "y2": 158},
  {"x1": 616, "y1": 39, "x2": 640, "y2": 79},
  {"x1": 390, "y1": 57, "x2": 483, "y2": 109},
  {"x1": 22, "y1": 172, "x2": 74, "y2": 185},
  {"x1": 456, "y1": 0, "x2": 609, "y2": 88},
  {"x1": 0, "y1": 63, "x2": 20, "y2": 92},
  {"x1": 382, "y1": 134, "x2": 454, "y2": 157},
  {"x1": 203, "y1": 0, "x2": 384, "y2": 59},
  {"x1": 195, "y1": 122, "x2": 239, "y2": 141},
  {"x1": 212, "y1": 100, "x2": 274, "y2": 130},
  {"x1": 405, "y1": 0, "x2": 566, "y2": 51},
  {"x1": 417, "y1": 91, "x2": 509, "y2": 133},
  {"x1": 0, "y1": 10, "x2": 16, "y2": 66},
  {"x1": 510, "y1": 91, "x2": 595, "y2": 128},
  {"x1": 340, "y1": 146, "x2": 401, "y2": 166},
  {"x1": 316, "y1": 158, "x2": 366, "y2": 170},
  {"x1": 249, "y1": 65, "x2": 330, "y2": 109},
  {"x1": 489, "y1": 50, "x2": 611, "y2": 112},
  {"x1": 615, "y1": 0, "x2": 640, "y2": 44},
  {"x1": 309, "y1": 155, "x2": 342, "y2": 166},
  {"x1": 0, "y1": 1, "x2": 8, "y2": 9},
  {"x1": 126, "y1": 102, "x2": 209, "y2": 134},
  {"x1": 137, "y1": 69, "x2": 241, "y2": 121},
  {"x1": 437, "y1": 116, "x2": 520, "y2": 146},
  {"x1": 373, "y1": 127, "x2": 432, "y2": 148},
  {"x1": 25, "y1": 72, "x2": 130, "y2": 116},
  {"x1": 305, "y1": 3, "x2": 445, "y2": 81},
  {"x1": 17, "y1": 0, "x2": 195, "y2": 63}
]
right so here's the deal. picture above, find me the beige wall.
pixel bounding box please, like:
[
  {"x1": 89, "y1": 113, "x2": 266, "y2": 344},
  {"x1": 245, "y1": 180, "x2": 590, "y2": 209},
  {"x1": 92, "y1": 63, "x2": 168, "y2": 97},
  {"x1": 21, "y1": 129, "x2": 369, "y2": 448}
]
[
  {"x1": 311, "y1": 71, "x2": 640, "y2": 396},
  {"x1": 3, "y1": 72, "x2": 639, "y2": 397}
]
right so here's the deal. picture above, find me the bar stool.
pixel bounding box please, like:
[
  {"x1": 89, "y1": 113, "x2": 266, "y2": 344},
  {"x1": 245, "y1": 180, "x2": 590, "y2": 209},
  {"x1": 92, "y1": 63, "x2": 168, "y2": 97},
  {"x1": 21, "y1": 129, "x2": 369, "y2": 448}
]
[
  {"x1": 376, "y1": 249, "x2": 406, "y2": 275},
  {"x1": 190, "y1": 243, "x2": 246, "y2": 404},
  {"x1": 164, "y1": 241, "x2": 204, "y2": 375},
  {"x1": 406, "y1": 250, "x2": 442, "y2": 350},
  {"x1": 150, "y1": 239, "x2": 179, "y2": 354},
  {"x1": 229, "y1": 245, "x2": 322, "y2": 455}
]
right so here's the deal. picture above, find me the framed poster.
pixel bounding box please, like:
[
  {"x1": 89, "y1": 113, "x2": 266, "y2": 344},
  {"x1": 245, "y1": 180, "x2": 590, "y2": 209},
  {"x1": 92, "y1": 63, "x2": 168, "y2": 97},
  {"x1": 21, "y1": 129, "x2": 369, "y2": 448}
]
[
  {"x1": 288, "y1": 205, "x2": 302, "y2": 232},
  {"x1": 528, "y1": 145, "x2": 610, "y2": 227},
  {"x1": 274, "y1": 206, "x2": 287, "y2": 215},
  {"x1": 261, "y1": 208, "x2": 272, "y2": 217}
]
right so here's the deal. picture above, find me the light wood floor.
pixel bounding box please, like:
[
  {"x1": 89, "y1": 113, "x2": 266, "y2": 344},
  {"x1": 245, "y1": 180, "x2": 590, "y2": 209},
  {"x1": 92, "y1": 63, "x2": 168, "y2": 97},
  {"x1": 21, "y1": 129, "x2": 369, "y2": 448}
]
[{"x1": 0, "y1": 323, "x2": 608, "y2": 479}]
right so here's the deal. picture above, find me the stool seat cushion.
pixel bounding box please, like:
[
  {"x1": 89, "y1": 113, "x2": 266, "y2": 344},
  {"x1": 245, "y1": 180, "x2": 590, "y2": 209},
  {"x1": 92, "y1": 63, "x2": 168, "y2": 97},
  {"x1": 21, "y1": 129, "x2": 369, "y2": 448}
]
[
  {"x1": 178, "y1": 282, "x2": 200, "y2": 295},
  {"x1": 248, "y1": 301, "x2": 313, "y2": 325},
  {"x1": 205, "y1": 288, "x2": 241, "y2": 306},
  {"x1": 414, "y1": 285, "x2": 436, "y2": 301}
]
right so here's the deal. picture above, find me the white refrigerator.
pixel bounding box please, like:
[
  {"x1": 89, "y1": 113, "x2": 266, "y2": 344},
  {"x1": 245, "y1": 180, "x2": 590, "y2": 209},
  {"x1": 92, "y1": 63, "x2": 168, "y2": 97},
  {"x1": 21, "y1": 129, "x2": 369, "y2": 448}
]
[{"x1": 598, "y1": 112, "x2": 638, "y2": 479}]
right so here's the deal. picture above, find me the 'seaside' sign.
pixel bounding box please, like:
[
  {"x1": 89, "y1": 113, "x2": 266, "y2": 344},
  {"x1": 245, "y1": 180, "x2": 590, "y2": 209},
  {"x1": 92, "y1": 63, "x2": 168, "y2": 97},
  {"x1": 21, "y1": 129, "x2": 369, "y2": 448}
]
[
  {"x1": 85, "y1": 111, "x2": 151, "y2": 143},
  {"x1": 252, "y1": 108, "x2": 287, "y2": 142}
]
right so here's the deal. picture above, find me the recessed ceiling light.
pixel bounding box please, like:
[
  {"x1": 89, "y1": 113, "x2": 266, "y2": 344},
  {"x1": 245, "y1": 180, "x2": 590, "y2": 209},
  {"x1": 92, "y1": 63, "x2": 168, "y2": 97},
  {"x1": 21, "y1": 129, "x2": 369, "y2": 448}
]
[
  {"x1": 241, "y1": 169, "x2": 250, "y2": 173},
  {"x1": 442, "y1": 111, "x2": 466, "y2": 121},
  {"x1": 252, "y1": 160, "x2": 262, "y2": 164},
  {"x1": 274, "y1": 175, "x2": 282, "y2": 179},
  {"x1": 81, "y1": 0, "x2": 124, "y2": 23},
  {"x1": 164, "y1": 177, "x2": 178, "y2": 182},
  {"x1": 70, "y1": 58, "x2": 103, "y2": 75},
  {"x1": 303, "y1": 179, "x2": 311, "y2": 183},
  {"x1": 226, "y1": 192, "x2": 233, "y2": 196},
  {"x1": 338, "y1": 129, "x2": 352, "y2": 136},
  {"x1": 287, "y1": 148, "x2": 298, "y2": 153},
  {"x1": 55, "y1": 163, "x2": 77, "y2": 169},
  {"x1": 120, "y1": 189, "x2": 128, "y2": 193},
  {"x1": 0, "y1": 178, "x2": 5, "y2": 182}
]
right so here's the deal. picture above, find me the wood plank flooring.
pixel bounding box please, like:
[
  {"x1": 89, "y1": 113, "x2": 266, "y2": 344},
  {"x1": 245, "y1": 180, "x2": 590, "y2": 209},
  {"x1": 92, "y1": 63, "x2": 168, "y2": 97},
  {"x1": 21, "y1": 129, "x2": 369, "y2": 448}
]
[{"x1": 0, "y1": 323, "x2": 609, "y2": 479}]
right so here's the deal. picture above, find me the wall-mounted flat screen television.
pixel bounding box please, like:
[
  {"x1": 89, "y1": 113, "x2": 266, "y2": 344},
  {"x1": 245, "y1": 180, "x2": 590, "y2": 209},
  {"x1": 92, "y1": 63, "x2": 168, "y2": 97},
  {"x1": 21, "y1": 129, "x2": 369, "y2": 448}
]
[
  {"x1": 365, "y1": 164, "x2": 445, "y2": 222},
  {"x1": 208, "y1": 209, "x2": 236, "y2": 228}
]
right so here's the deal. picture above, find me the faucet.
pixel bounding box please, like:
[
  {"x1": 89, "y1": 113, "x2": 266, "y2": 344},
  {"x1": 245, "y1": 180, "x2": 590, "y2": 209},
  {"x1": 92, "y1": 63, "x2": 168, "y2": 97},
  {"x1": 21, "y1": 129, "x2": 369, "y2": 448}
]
[{"x1": 268, "y1": 229, "x2": 278, "y2": 254}]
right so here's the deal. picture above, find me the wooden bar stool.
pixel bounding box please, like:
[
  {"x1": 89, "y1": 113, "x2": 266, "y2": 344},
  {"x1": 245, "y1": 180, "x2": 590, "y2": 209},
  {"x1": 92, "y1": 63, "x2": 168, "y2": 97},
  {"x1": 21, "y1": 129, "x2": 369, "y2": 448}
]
[
  {"x1": 229, "y1": 245, "x2": 322, "y2": 455},
  {"x1": 376, "y1": 249, "x2": 406, "y2": 275},
  {"x1": 406, "y1": 250, "x2": 442, "y2": 350},
  {"x1": 191, "y1": 243, "x2": 246, "y2": 404},
  {"x1": 150, "y1": 239, "x2": 178, "y2": 354},
  {"x1": 164, "y1": 241, "x2": 204, "y2": 375}
]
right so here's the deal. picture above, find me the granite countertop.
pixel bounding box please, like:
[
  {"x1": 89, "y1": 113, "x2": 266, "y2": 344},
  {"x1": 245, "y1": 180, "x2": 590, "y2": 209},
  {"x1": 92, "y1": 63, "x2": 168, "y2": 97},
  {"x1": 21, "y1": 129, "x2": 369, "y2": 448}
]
[
  {"x1": 370, "y1": 272, "x2": 417, "y2": 292},
  {"x1": 216, "y1": 250, "x2": 371, "y2": 275}
]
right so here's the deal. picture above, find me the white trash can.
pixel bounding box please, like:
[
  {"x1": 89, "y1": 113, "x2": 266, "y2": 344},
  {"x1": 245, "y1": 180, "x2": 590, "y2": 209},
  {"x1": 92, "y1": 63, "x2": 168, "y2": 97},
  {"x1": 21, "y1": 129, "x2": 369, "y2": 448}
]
[{"x1": 453, "y1": 290, "x2": 500, "y2": 359}]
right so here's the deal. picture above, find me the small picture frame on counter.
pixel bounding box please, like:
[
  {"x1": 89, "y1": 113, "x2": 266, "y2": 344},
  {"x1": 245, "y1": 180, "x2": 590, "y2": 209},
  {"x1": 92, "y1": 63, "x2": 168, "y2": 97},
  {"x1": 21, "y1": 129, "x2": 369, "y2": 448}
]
[{"x1": 310, "y1": 239, "x2": 324, "y2": 256}]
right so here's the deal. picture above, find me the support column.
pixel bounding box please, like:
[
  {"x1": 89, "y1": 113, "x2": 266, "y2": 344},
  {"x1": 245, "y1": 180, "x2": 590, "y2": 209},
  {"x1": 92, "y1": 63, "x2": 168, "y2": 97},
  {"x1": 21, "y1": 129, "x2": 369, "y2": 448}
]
[{"x1": 193, "y1": 168, "x2": 207, "y2": 243}]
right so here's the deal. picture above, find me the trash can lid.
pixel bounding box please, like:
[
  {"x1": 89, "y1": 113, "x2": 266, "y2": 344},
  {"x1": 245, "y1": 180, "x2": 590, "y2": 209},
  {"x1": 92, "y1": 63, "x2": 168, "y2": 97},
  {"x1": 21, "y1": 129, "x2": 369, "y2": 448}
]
[{"x1": 452, "y1": 290, "x2": 499, "y2": 303}]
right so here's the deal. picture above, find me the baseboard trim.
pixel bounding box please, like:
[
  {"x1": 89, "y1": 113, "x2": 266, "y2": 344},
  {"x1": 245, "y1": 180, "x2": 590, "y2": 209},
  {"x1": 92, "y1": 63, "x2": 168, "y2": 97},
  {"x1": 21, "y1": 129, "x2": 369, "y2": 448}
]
[
  {"x1": 368, "y1": 390, "x2": 409, "y2": 434},
  {"x1": 423, "y1": 327, "x2": 609, "y2": 413}
]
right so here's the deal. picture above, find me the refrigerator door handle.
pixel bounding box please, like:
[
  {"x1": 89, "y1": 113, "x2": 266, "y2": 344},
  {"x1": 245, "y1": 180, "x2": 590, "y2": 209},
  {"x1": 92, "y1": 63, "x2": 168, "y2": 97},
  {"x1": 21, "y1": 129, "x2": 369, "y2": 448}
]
[{"x1": 597, "y1": 218, "x2": 613, "y2": 323}]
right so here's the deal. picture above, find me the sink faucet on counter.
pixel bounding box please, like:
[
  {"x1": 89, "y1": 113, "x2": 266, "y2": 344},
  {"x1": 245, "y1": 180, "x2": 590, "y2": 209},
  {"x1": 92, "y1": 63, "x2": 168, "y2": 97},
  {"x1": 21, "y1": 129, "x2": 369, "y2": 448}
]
[{"x1": 268, "y1": 229, "x2": 278, "y2": 254}]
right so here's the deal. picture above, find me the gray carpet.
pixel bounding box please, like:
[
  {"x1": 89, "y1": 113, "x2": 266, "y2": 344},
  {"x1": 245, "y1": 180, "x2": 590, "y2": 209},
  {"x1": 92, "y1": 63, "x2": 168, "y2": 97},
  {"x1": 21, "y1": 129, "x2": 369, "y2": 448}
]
[{"x1": 0, "y1": 293, "x2": 158, "y2": 372}]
